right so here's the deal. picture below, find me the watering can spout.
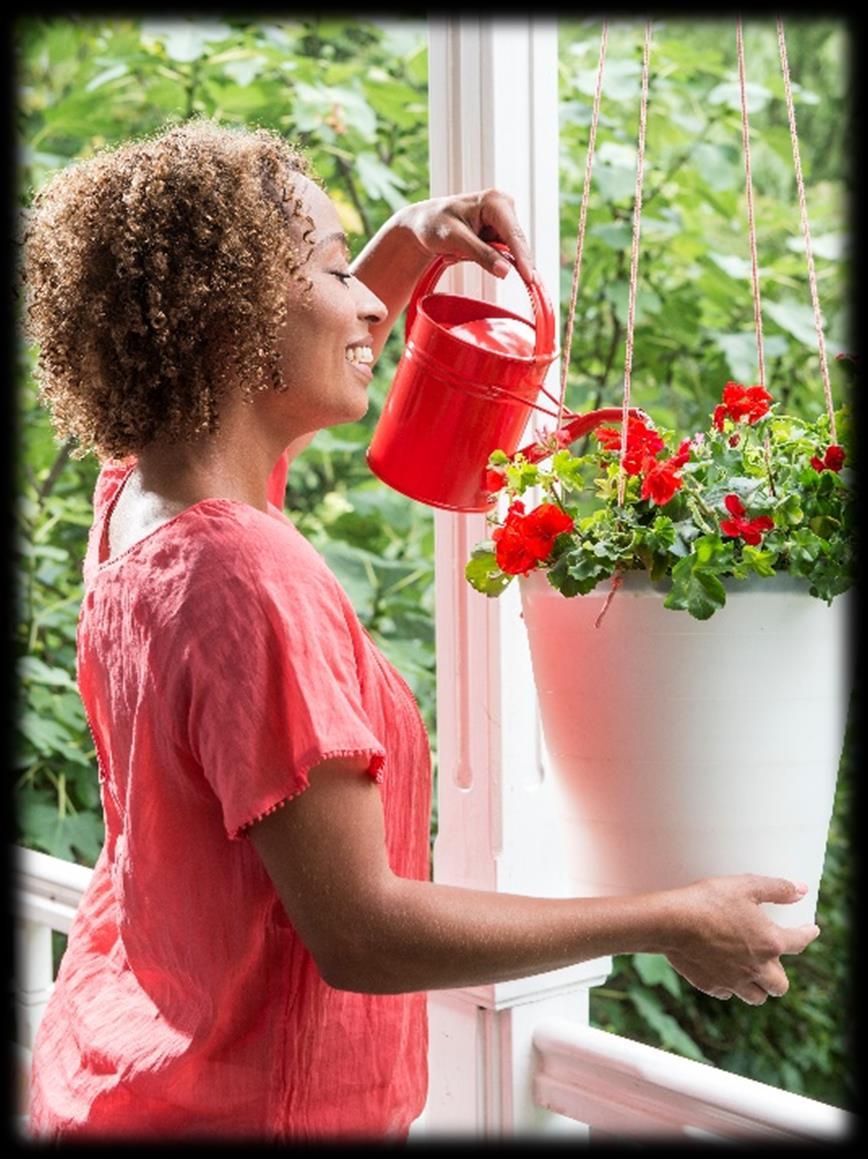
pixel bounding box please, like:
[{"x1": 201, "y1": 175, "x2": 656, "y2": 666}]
[{"x1": 517, "y1": 406, "x2": 652, "y2": 465}]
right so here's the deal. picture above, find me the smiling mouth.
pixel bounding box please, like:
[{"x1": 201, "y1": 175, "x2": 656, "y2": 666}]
[{"x1": 345, "y1": 345, "x2": 373, "y2": 365}]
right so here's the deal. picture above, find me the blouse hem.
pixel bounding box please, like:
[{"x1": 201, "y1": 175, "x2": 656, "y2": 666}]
[{"x1": 230, "y1": 747, "x2": 386, "y2": 841}]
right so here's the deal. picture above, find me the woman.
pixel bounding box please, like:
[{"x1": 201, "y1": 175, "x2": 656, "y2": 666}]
[{"x1": 20, "y1": 117, "x2": 819, "y2": 1142}]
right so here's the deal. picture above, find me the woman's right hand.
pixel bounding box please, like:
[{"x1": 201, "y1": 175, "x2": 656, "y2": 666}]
[{"x1": 659, "y1": 875, "x2": 821, "y2": 1005}]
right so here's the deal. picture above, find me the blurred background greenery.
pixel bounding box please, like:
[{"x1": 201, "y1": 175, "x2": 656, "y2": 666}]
[{"x1": 13, "y1": 15, "x2": 854, "y2": 1111}]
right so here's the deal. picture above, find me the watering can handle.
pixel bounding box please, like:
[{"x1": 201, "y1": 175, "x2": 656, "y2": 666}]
[{"x1": 404, "y1": 242, "x2": 556, "y2": 359}]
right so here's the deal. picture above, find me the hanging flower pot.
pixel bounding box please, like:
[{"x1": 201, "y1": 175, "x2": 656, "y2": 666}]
[
  {"x1": 464, "y1": 13, "x2": 855, "y2": 935},
  {"x1": 466, "y1": 383, "x2": 856, "y2": 927},
  {"x1": 518, "y1": 568, "x2": 853, "y2": 928}
]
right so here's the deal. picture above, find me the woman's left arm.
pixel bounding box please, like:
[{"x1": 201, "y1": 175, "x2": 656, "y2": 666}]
[{"x1": 350, "y1": 189, "x2": 535, "y2": 361}]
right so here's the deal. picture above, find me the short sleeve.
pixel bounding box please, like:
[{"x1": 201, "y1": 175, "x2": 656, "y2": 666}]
[{"x1": 178, "y1": 535, "x2": 386, "y2": 842}]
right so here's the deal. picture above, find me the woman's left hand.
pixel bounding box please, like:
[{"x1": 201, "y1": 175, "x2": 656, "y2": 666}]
[{"x1": 392, "y1": 189, "x2": 535, "y2": 283}]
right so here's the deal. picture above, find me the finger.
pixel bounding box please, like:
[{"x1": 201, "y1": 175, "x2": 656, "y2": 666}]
[
  {"x1": 735, "y1": 981, "x2": 769, "y2": 1006},
  {"x1": 477, "y1": 192, "x2": 535, "y2": 283},
  {"x1": 706, "y1": 987, "x2": 734, "y2": 1001},
  {"x1": 780, "y1": 923, "x2": 821, "y2": 955},
  {"x1": 748, "y1": 876, "x2": 809, "y2": 906},
  {"x1": 447, "y1": 220, "x2": 513, "y2": 279},
  {"x1": 756, "y1": 966, "x2": 789, "y2": 998}
]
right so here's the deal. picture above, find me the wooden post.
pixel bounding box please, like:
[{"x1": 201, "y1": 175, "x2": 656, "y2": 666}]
[
  {"x1": 419, "y1": 17, "x2": 613, "y2": 1138},
  {"x1": 13, "y1": 918, "x2": 54, "y2": 1050}
]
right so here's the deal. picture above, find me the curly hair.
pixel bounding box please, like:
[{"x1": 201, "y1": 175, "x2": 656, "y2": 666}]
[{"x1": 19, "y1": 116, "x2": 319, "y2": 463}]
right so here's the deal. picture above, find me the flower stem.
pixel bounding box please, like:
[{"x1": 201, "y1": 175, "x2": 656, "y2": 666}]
[
  {"x1": 763, "y1": 431, "x2": 777, "y2": 497},
  {"x1": 681, "y1": 477, "x2": 717, "y2": 532}
]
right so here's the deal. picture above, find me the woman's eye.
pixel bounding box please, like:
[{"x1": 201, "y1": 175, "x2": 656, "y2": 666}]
[{"x1": 333, "y1": 270, "x2": 353, "y2": 284}]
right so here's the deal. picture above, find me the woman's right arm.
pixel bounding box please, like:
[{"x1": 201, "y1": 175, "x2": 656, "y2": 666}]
[{"x1": 247, "y1": 757, "x2": 819, "y2": 1006}]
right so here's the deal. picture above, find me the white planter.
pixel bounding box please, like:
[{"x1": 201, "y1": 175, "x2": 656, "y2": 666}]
[{"x1": 519, "y1": 570, "x2": 853, "y2": 927}]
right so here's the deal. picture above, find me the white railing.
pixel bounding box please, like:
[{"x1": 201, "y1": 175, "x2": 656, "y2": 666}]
[
  {"x1": 11, "y1": 846, "x2": 857, "y2": 1143},
  {"x1": 11, "y1": 846, "x2": 95, "y2": 1133},
  {"x1": 13, "y1": 846, "x2": 93, "y2": 1048},
  {"x1": 532, "y1": 1018, "x2": 855, "y2": 1143}
]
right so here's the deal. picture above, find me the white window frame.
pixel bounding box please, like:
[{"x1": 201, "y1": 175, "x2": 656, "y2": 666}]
[{"x1": 423, "y1": 18, "x2": 610, "y2": 1137}]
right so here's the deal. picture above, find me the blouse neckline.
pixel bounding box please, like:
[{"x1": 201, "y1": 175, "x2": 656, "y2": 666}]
[{"x1": 96, "y1": 463, "x2": 284, "y2": 573}]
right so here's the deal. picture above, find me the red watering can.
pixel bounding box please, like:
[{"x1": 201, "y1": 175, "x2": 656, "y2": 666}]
[
  {"x1": 367, "y1": 243, "x2": 648, "y2": 511},
  {"x1": 366, "y1": 244, "x2": 556, "y2": 511}
]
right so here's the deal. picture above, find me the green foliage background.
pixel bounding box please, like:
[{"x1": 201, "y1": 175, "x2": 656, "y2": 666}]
[{"x1": 13, "y1": 15, "x2": 854, "y2": 1112}]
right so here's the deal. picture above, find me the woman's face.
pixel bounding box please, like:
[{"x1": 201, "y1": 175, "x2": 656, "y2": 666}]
[{"x1": 274, "y1": 177, "x2": 387, "y2": 434}]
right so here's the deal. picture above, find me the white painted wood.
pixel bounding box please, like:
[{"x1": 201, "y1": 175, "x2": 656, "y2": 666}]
[
  {"x1": 423, "y1": 16, "x2": 613, "y2": 1137},
  {"x1": 532, "y1": 1018, "x2": 855, "y2": 1142},
  {"x1": 13, "y1": 919, "x2": 54, "y2": 1051},
  {"x1": 12, "y1": 848, "x2": 92, "y2": 1050},
  {"x1": 14, "y1": 845, "x2": 93, "y2": 933}
]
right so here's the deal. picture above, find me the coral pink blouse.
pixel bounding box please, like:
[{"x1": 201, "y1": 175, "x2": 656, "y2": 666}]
[{"x1": 28, "y1": 448, "x2": 432, "y2": 1141}]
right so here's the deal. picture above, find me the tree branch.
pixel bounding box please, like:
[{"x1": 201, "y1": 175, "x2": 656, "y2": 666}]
[
  {"x1": 36, "y1": 438, "x2": 74, "y2": 507},
  {"x1": 334, "y1": 154, "x2": 373, "y2": 239}
]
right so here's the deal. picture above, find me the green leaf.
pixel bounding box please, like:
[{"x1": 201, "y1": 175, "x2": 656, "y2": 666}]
[
  {"x1": 644, "y1": 515, "x2": 676, "y2": 554},
  {"x1": 629, "y1": 989, "x2": 710, "y2": 1063},
  {"x1": 355, "y1": 150, "x2": 408, "y2": 209},
  {"x1": 140, "y1": 19, "x2": 234, "y2": 61},
  {"x1": 707, "y1": 80, "x2": 773, "y2": 113},
  {"x1": 632, "y1": 953, "x2": 683, "y2": 999},
  {"x1": 20, "y1": 796, "x2": 103, "y2": 865},
  {"x1": 764, "y1": 299, "x2": 845, "y2": 354},
  {"x1": 777, "y1": 492, "x2": 804, "y2": 526},
  {"x1": 18, "y1": 655, "x2": 77, "y2": 689},
  {"x1": 665, "y1": 555, "x2": 727, "y2": 619},
  {"x1": 785, "y1": 232, "x2": 849, "y2": 262},
  {"x1": 464, "y1": 549, "x2": 513, "y2": 597},
  {"x1": 506, "y1": 459, "x2": 540, "y2": 492},
  {"x1": 739, "y1": 546, "x2": 777, "y2": 577},
  {"x1": 18, "y1": 710, "x2": 74, "y2": 755},
  {"x1": 693, "y1": 533, "x2": 728, "y2": 567},
  {"x1": 707, "y1": 251, "x2": 774, "y2": 281},
  {"x1": 710, "y1": 331, "x2": 789, "y2": 382},
  {"x1": 551, "y1": 449, "x2": 588, "y2": 491},
  {"x1": 809, "y1": 514, "x2": 840, "y2": 539}
]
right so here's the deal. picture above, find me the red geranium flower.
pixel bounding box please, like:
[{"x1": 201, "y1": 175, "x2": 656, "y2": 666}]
[
  {"x1": 810, "y1": 444, "x2": 846, "y2": 473},
  {"x1": 640, "y1": 458, "x2": 684, "y2": 506},
  {"x1": 720, "y1": 493, "x2": 775, "y2": 546},
  {"x1": 670, "y1": 438, "x2": 693, "y2": 469},
  {"x1": 492, "y1": 523, "x2": 538, "y2": 576},
  {"x1": 596, "y1": 416, "x2": 665, "y2": 476},
  {"x1": 485, "y1": 465, "x2": 508, "y2": 495},
  {"x1": 492, "y1": 500, "x2": 575, "y2": 575},
  {"x1": 522, "y1": 503, "x2": 575, "y2": 558},
  {"x1": 713, "y1": 382, "x2": 774, "y2": 431},
  {"x1": 492, "y1": 501, "x2": 535, "y2": 575}
]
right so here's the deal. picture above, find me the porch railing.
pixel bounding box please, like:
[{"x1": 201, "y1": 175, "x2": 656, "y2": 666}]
[
  {"x1": 531, "y1": 1017, "x2": 852, "y2": 1142},
  {"x1": 11, "y1": 846, "x2": 856, "y2": 1142}
]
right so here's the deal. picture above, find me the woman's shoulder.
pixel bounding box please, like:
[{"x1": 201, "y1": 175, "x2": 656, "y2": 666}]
[{"x1": 89, "y1": 459, "x2": 352, "y2": 617}]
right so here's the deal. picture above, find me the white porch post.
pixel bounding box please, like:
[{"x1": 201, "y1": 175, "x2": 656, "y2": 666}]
[{"x1": 423, "y1": 17, "x2": 612, "y2": 1138}]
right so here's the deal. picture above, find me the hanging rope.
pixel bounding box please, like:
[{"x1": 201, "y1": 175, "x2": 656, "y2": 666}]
[
  {"x1": 555, "y1": 20, "x2": 609, "y2": 437},
  {"x1": 616, "y1": 20, "x2": 653, "y2": 506},
  {"x1": 735, "y1": 17, "x2": 767, "y2": 395},
  {"x1": 776, "y1": 16, "x2": 837, "y2": 442},
  {"x1": 553, "y1": 17, "x2": 831, "y2": 487}
]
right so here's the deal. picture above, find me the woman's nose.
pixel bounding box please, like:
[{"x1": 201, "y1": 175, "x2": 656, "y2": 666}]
[{"x1": 356, "y1": 282, "x2": 387, "y2": 326}]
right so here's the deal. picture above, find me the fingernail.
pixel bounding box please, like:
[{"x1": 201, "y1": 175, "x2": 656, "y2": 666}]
[
  {"x1": 795, "y1": 882, "x2": 809, "y2": 894},
  {"x1": 492, "y1": 258, "x2": 510, "y2": 278}
]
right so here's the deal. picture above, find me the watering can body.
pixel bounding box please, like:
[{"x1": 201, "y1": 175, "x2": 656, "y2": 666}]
[{"x1": 366, "y1": 246, "x2": 558, "y2": 512}]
